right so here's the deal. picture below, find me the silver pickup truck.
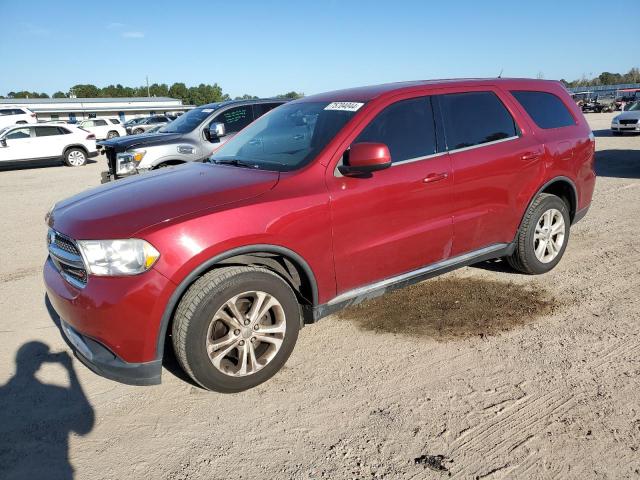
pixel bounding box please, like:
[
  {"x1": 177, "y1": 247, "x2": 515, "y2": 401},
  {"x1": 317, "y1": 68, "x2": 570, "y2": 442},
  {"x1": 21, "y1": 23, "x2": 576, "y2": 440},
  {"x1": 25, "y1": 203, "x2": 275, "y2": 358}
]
[{"x1": 99, "y1": 99, "x2": 287, "y2": 182}]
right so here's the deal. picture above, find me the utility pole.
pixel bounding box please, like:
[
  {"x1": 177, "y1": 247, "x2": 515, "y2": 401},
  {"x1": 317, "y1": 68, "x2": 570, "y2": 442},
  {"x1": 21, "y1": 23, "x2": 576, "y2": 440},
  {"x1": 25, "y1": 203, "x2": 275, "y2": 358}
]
[{"x1": 146, "y1": 75, "x2": 150, "y2": 97}]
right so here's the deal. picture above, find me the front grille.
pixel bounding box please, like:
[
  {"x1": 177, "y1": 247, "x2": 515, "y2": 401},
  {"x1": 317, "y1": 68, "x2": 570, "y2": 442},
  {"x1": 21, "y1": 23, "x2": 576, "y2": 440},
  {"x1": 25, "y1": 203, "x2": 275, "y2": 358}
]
[
  {"x1": 620, "y1": 119, "x2": 638, "y2": 125},
  {"x1": 55, "y1": 233, "x2": 80, "y2": 256},
  {"x1": 48, "y1": 230, "x2": 87, "y2": 288}
]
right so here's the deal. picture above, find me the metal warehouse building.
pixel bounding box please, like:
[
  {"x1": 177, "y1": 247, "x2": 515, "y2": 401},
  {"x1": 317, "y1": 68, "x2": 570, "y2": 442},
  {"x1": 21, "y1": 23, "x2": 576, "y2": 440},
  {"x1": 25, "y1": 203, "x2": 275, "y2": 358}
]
[{"x1": 0, "y1": 97, "x2": 194, "y2": 123}]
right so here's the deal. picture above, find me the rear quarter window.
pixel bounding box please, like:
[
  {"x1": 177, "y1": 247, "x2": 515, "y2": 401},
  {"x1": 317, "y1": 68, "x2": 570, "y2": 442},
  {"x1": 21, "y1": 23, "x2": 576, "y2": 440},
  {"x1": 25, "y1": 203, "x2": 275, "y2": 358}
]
[{"x1": 511, "y1": 91, "x2": 576, "y2": 129}]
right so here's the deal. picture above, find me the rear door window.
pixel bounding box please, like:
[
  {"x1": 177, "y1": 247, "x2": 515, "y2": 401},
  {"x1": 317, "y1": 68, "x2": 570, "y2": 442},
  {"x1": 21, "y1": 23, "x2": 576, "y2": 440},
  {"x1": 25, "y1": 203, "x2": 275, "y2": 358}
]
[
  {"x1": 35, "y1": 126, "x2": 64, "y2": 137},
  {"x1": 511, "y1": 91, "x2": 576, "y2": 129},
  {"x1": 94, "y1": 119, "x2": 108, "y2": 126},
  {"x1": 217, "y1": 106, "x2": 254, "y2": 134},
  {"x1": 438, "y1": 91, "x2": 518, "y2": 150},
  {"x1": 355, "y1": 97, "x2": 437, "y2": 163}
]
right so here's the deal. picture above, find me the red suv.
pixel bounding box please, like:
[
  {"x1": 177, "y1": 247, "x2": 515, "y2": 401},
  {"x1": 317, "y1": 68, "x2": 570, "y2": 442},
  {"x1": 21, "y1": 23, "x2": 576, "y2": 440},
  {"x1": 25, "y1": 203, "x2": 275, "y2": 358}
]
[{"x1": 44, "y1": 79, "x2": 595, "y2": 392}]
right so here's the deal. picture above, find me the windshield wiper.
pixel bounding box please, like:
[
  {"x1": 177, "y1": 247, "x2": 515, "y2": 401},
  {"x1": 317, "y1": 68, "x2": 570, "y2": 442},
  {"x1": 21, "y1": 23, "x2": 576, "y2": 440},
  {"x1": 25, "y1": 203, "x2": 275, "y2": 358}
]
[{"x1": 211, "y1": 158, "x2": 259, "y2": 169}]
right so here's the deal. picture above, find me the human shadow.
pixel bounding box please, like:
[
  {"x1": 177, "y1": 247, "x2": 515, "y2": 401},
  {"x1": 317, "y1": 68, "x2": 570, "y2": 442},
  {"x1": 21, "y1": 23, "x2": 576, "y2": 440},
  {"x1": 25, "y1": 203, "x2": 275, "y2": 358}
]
[
  {"x1": 0, "y1": 341, "x2": 95, "y2": 479},
  {"x1": 595, "y1": 149, "x2": 640, "y2": 179}
]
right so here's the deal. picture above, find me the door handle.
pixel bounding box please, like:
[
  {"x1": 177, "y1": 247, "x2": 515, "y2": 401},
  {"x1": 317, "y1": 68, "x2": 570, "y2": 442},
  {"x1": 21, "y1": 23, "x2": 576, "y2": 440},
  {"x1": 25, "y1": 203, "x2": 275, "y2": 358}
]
[
  {"x1": 423, "y1": 172, "x2": 448, "y2": 183},
  {"x1": 521, "y1": 151, "x2": 541, "y2": 161}
]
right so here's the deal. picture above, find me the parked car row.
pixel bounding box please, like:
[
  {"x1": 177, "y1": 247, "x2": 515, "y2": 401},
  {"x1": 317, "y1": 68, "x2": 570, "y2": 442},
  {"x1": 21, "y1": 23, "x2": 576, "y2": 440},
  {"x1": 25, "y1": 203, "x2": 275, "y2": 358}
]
[{"x1": 44, "y1": 78, "x2": 596, "y2": 393}]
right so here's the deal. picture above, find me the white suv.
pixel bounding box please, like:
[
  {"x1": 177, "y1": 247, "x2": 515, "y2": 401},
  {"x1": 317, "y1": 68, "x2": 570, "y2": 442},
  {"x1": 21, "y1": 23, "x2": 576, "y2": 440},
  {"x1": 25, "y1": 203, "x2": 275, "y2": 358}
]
[
  {"x1": 0, "y1": 106, "x2": 37, "y2": 129},
  {"x1": 0, "y1": 124, "x2": 97, "y2": 167},
  {"x1": 77, "y1": 118, "x2": 127, "y2": 140}
]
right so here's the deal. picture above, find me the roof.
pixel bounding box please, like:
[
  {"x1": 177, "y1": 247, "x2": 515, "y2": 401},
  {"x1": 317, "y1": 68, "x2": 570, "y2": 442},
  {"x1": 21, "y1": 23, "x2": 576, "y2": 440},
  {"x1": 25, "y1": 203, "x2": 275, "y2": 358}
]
[
  {"x1": 0, "y1": 97, "x2": 180, "y2": 104},
  {"x1": 194, "y1": 98, "x2": 289, "y2": 110},
  {"x1": 301, "y1": 78, "x2": 562, "y2": 102}
]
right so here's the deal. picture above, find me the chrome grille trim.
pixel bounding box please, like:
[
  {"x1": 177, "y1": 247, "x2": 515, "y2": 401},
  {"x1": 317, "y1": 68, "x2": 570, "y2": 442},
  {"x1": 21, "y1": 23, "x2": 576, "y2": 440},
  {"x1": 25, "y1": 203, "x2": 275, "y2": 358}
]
[{"x1": 47, "y1": 229, "x2": 87, "y2": 288}]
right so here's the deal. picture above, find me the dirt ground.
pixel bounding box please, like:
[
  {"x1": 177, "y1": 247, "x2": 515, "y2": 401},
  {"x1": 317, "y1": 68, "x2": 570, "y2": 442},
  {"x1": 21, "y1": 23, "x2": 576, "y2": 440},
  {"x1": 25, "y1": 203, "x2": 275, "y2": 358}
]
[{"x1": 0, "y1": 112, "x2": 638, "y2": 479}]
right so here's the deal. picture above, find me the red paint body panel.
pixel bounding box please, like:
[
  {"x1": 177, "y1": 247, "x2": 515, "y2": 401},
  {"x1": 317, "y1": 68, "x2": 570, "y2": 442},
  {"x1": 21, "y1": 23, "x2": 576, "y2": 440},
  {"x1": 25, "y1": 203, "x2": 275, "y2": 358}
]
[{"x1": 44, "y1": 78, "x2": 596, "y2": 369}]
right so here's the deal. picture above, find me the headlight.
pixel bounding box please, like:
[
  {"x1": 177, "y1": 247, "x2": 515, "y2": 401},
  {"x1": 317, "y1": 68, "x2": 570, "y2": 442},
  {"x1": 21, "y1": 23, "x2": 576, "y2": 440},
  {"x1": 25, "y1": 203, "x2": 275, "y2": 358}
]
[
  {"x1": 612, "y1": 117, "x2": 620, "y2": 124},
  {"x1": 116, "y1": 150, "x2": 146, "y2": 175},
  {"x1": 45, "y1": 203, "x2": 56, "y2": 223},
  {"x1": 76, "y1": 239, "x2": 160, "y2": 276}
]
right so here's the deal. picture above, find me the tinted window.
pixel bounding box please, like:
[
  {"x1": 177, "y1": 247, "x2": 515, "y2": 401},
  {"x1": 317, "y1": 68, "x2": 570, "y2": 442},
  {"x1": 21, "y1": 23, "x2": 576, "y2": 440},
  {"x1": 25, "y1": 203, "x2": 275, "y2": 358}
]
[
  {"x1": 6, "y1": 127, "x2": 31, "y2": 139},
  {"x1": 217, "y1": 106, "x2": 254, "y2": 133},
  {"x1": 511, "y1": 91, "x2": 575, "y2": 129},
  {"x1": 94, "y1": 119, "x2": 108, "y2": 126},
  {"x1": 35, "y1": 126, "x2": 63, "y2": 137},
  {"x1": 355, "y1": 97, "x2": 436, "y2": 163},
  {"x1": 439, "y1": 91, "x2": 517, "y2": 150},
  {"x1": 58, "y1": 127, "x2": 71, "y2": 135},
  {"x1": 253, "y1": 103, "x2": 283, "y2": 118},
  {"x1": 0, "y1": 109, "x2": 12, "y2": 116},
  {"x1": 110, "y1": 118, "x2": 121, "y2": 124}
]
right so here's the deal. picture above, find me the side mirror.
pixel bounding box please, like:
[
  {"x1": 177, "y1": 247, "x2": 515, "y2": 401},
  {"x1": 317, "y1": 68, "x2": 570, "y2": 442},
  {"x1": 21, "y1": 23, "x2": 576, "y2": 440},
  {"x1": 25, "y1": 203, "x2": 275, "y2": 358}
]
[
  {"x1": 0, "y1": 138, "x2": 6, "y2": 148},
  {"x1": 206, "y1": 122, "x2": 226, "y2": 142},
  {"x1": 339, "y1": 142, "x2": 392, "y2": 176}
]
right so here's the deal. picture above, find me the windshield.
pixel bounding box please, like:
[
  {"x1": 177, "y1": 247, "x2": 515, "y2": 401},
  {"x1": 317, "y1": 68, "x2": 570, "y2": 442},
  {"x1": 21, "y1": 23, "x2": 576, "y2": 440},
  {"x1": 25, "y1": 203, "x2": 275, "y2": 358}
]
[
  {"x1": 209, "y1": 101, "x2": 363, "y2": 171},
  {"x1": 625, "y1": 101, "x2": 640, "y2": 111},
  {"x1": 159, "y1": 105, "x2": 219, "y2": 134}
]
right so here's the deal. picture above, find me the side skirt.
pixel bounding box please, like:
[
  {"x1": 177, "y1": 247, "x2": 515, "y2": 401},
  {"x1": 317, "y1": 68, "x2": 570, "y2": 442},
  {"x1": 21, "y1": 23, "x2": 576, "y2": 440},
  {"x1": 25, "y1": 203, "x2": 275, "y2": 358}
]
[{"x1": 310, "y1": 242, "x2": 514, "y2": 322}]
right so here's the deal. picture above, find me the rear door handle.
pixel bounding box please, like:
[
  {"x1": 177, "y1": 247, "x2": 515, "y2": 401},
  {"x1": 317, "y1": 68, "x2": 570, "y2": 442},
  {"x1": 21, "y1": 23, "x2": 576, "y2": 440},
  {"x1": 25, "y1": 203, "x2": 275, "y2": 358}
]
[
  {"x1": 521, "y1": 151, "x2": 541, "y2": 161},
  {"x1": 423, "y1": 172, "x2": 449, "y2": 183}
]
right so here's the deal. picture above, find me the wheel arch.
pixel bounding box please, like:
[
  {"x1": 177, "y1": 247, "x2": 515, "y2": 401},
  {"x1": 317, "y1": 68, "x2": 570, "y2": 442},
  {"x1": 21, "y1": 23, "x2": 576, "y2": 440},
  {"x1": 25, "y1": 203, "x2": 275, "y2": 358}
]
[
  {"x1": 63, "y1": 143, "x2": 89, "y2": 157},
  {"x1": 154, "y1": 244, "x2": 319, "y2": 361},
  {"x1": 522, "y1": 176, "x2": 578, "y2": 229},
  {"x1": 154, "y1": 159, "x2": 186, "y2": 169}
]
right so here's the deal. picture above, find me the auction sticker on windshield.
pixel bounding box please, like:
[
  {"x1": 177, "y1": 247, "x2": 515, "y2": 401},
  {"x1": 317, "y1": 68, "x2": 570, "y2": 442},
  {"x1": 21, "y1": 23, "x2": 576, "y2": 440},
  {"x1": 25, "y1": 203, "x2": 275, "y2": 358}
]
[{"x1": 324, "y1": 102, "x2": 364, "y2": 112}]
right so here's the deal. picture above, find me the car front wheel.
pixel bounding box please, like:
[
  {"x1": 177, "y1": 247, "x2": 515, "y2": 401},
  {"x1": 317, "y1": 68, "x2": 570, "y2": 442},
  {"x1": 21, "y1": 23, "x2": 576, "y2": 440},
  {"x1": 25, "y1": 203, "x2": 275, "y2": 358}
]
[
  {"x1": 507, "y1": 193, "x2": 570, "y2": 274},
  {"x1": 172, "y1": 266, "x2": 301, "y2": 392},
  {"x1": 107, "y1": 131, "x2": 119, "y2": 139},
  {"x1": 64, "y1": 148, "x2": 87, "y2": 167}
]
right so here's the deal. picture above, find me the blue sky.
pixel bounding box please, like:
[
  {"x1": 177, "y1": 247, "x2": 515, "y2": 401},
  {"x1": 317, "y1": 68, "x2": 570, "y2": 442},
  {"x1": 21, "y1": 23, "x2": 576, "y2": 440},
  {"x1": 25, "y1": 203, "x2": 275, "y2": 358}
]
[{"x1": 1, "y1": 0, "x2": 638, "y2": 98}]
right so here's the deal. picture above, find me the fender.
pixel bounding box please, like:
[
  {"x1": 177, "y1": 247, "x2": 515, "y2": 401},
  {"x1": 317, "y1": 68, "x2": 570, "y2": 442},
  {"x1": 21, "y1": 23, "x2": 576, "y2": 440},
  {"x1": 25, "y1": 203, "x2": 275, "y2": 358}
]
[
  {"x1": 518, "y1": 175, "x2": 578, "y2": 232},
  {"x1": 154, "y1": 244, "x2": 319, "y2": 361}
]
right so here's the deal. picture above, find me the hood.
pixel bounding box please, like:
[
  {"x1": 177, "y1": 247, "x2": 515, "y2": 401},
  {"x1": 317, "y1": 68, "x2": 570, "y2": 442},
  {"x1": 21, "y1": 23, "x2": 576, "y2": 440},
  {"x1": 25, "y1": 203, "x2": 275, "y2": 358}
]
[
  {"x1": 49, "y1": 162, "x2": 279, "y2": 239},
  {"x1": 615, "y1": 111, "x2": 640, "y2": 121},
  {"x1": 98, "y1": 132, "x2": 184, "y2": 152}
]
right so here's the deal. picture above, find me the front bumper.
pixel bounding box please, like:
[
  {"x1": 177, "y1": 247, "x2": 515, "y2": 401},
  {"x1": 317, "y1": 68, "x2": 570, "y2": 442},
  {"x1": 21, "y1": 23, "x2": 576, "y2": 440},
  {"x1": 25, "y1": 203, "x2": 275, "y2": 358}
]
[
  {"x1": 44, "y1": 256, "x2": 175, "y2": 385},
  {"x1": 611, "y1": 123, "x2": 640, "y2": 132}
]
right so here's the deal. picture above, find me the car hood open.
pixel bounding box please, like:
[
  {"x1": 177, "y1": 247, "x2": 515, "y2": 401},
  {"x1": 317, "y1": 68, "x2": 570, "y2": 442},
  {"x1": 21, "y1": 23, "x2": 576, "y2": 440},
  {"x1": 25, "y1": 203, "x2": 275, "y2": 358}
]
[
  {"x1": 98, "y1": 132, "x2": 184, "y2": 152},
  {"x1": 48, "y1": 162, "x2": 279, "y2": 239}
]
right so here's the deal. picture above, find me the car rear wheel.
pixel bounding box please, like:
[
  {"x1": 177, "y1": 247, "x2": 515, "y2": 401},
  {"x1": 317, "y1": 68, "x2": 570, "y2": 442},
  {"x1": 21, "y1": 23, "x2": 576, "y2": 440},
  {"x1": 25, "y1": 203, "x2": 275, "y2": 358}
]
[
  {"x1": 507, "y1": 193, "x2": 570, "y2": 274},
  {"x1": 172, "y1": 266, "x2": 300, "y2": 393},
  {"x1": 64, "y1": 148, "x2": 87, "y2": 167},
  {"x1": 107, "y1": 131, "x2": 119, "y2": 139},
  {"x1": 133, "y1": 128, "x2": 144, "y2": 134}
]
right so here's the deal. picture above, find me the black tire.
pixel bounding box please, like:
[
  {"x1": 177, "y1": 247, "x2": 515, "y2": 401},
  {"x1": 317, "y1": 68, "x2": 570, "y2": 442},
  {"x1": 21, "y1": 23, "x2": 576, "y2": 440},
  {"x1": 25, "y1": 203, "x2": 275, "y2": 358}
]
[
  {"x1": 133, "y1": 128, "x2": 144, "y2": 135},
  {"x1": 507, "y1": 193, "x2": 570, "y2": 274},
  {"x1": 172, "y1": 266, "x2": 301, "y2": 393},
  {"x1": 107, "y1": 131, "x2": 119, "y2": 139},
  {"x1": 63, "y1": 147, "x2": 87, "y2": 167}
]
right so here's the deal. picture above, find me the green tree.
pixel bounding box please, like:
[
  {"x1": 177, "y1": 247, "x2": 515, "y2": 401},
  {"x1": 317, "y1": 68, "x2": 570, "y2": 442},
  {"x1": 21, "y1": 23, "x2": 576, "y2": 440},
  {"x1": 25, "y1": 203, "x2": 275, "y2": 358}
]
[
  {"x1": 52, "y1": 91, "x2": 67, "y2": 98},
  {"x1": 276, "y1": 91, "x2": 304, "y2": 99},
  {"x1": 235, "y1": 94, "x2": 259, "y2": 100},
  {"x1": 168, "y1": 82, "x2": 189, "y2": 101},
  {"x1": 149, "y1": 83, "x2": 169, "y2": 97},
  {"x1": 69, "y1": 84, "x2": 100, "y2": 98}
]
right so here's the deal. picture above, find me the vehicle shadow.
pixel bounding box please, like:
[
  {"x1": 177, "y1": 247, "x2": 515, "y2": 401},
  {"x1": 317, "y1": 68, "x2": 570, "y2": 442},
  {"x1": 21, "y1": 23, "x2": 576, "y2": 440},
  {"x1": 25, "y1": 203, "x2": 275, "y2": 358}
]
[
  {"x1": 0, "y1": 159, "x2": 98, "y2": 172},
  {"x1": 595, "y1": 149, "x2": 640, "y2": 179},
  {"x1": 0, "y1": 337, "x2": 95, "y2": 479}
]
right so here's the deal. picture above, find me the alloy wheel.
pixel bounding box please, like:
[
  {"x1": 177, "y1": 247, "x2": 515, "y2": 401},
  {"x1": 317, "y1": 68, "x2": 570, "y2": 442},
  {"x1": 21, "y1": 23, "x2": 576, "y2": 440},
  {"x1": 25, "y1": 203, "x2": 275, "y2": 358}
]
[
  {"x1": 205, "y1": 291, "x2": 287, "y2": 377},
  {"x1": 533, "y1": 208, "x2": 565, "y2": 263},
  {"x1": 67, "y1": 150, "x2": 86, "y2": 166}
]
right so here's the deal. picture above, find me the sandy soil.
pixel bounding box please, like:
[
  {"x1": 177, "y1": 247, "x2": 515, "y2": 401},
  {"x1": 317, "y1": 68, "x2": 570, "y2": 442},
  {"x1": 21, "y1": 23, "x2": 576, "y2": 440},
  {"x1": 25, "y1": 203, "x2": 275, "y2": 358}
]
[{"x1": 0, "y1": 113, "x2": 638, "y2": 479}]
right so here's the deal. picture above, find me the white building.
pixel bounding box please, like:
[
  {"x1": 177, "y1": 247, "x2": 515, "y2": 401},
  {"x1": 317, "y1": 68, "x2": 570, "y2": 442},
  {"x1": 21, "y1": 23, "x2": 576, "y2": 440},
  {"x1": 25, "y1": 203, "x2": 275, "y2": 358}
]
[{"x1": 0, "y1": 97, "x2": 194, "y2": 123}]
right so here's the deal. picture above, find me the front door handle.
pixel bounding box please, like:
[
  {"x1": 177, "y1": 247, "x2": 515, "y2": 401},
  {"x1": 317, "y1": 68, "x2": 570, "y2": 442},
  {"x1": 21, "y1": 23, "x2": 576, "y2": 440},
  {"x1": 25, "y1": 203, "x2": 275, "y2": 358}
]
[{"x1": 423, "y1": 172, "x2": 449, "y2": 183}]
